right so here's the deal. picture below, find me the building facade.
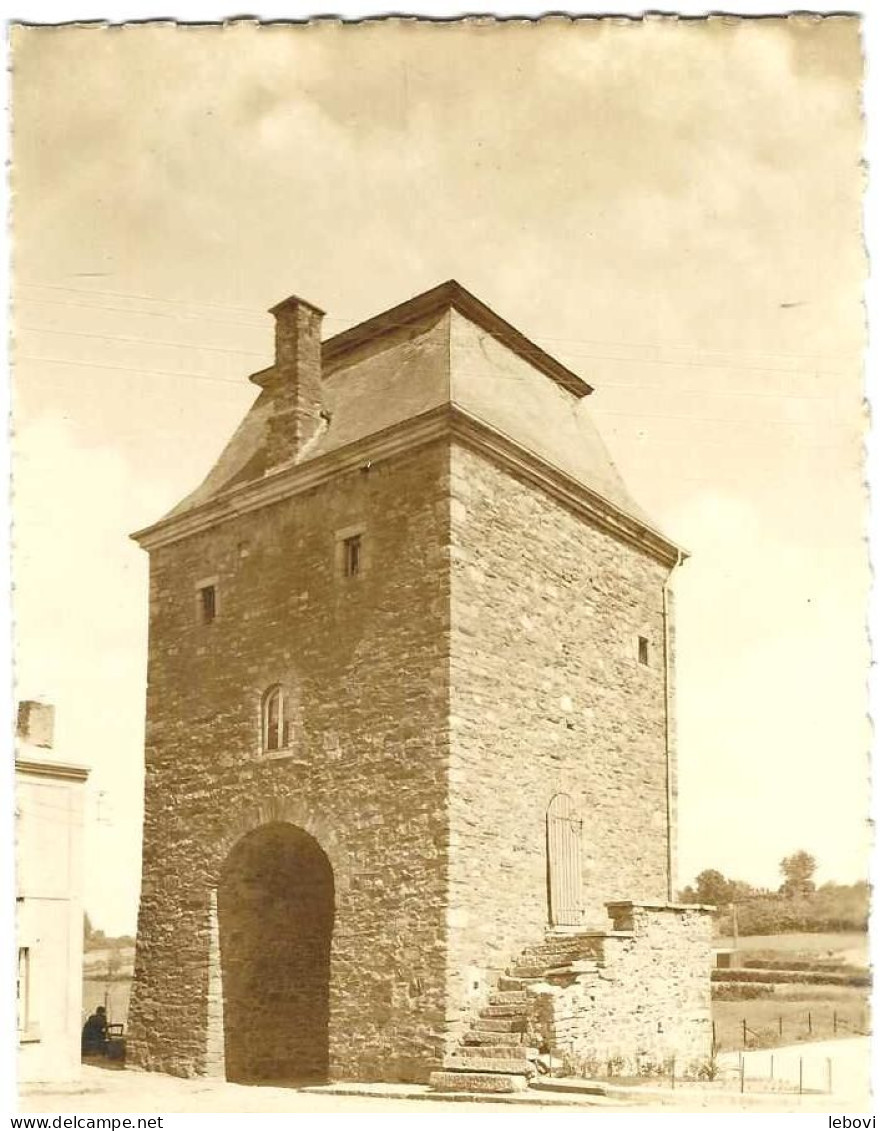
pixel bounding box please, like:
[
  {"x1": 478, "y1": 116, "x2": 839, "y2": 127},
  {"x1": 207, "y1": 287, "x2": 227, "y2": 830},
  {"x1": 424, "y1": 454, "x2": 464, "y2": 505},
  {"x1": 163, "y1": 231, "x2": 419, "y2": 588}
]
[
  {"x1": 16, "y1": 702, "x2": 90, "y2": 1083},
  {"x1": 128, "y1": 282, "x2": 711, "y2": 1087}
]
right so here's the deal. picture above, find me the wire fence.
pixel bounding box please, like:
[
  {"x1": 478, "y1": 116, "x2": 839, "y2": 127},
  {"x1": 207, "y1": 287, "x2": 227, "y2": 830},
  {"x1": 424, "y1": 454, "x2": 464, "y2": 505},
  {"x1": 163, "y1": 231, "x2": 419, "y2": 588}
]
[
  {"x1": 715, "y1": 1051, "x2": 838, "y2": 1096},
  {"x1": 712, "y1": 1004, "x2": 870, "y2": 1052}
]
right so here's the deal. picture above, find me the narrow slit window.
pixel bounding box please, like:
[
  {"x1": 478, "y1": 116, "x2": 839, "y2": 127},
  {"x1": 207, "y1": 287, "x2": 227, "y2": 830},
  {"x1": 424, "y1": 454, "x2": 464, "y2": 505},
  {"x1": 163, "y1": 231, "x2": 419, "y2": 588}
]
[
  {"x1": 638, "y1": 636, "x2": 649, "y2": 666},
  {"x1": 263, "y1": 685, "x2": 285, "y2": 752},
  {"x1": 343, "y1": 534, "x2": 362, "y2": 578},
  {"x1": 199, "y1": 585, "x2": 217, "y2": 624},
  {"x1": 17, "y1": 947, "x2": 30, "y2": 1033}
]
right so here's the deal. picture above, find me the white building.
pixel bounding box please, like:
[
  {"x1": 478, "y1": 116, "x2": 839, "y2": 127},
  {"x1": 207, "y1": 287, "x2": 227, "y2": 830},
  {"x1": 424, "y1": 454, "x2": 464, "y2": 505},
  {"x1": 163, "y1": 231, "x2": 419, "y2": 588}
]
[{"x1": 16, "y1": 701, "x2": 89, "y2": 1083}]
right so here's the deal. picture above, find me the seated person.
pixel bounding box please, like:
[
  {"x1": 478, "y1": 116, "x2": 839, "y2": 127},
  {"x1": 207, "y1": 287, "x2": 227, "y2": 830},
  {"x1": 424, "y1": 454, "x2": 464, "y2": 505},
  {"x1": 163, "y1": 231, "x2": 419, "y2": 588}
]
[{"x1": 81, "y1": 1005, "x2": 109, "y2": 1056}]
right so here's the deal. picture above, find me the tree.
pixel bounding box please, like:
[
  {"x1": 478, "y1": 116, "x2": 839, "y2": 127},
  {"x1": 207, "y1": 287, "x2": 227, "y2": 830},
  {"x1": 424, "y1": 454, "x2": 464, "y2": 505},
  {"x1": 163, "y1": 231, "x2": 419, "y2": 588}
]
[
  {"x1": 729, "y1": 880, "x2": 759, "y2": 902},
  {"x1": 84, "y1": 914, "x2": 106, "y2": 951},
  {"x1": 694, "y1": 869, "x2": 736, "y2": 907},
  {"x1": 779, "y1": 850, "x2": 817, "y2": 897},
  {"x1": 106, "y1": 942, "x2": 122, "y2": 980}
]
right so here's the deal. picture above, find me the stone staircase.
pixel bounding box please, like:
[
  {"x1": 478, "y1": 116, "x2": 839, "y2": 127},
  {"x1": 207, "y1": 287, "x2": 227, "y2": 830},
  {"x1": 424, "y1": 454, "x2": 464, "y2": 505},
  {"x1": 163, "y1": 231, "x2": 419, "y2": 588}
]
[
  {"x1": 511, "y1": 932, "x2": 604, "y2": 978},
  {"x1": 429, "y1": 932, "x2": 604, "y2": 1094}
]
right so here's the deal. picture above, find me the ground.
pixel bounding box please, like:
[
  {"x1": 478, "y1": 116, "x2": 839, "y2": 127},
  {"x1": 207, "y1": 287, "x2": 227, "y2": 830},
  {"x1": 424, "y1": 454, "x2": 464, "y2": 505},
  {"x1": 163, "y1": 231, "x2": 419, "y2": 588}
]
[
  {"x1": 77, "y1": 931, "x2": 871, "y2": 1104},
  {"x1": 18, "y1": 1039, "x2": 870, "y2": 1115}
]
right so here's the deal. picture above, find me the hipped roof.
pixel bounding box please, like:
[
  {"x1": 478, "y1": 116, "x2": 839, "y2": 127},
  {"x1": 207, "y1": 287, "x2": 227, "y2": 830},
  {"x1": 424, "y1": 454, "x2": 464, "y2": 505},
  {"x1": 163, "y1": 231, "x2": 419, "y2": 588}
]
[{"x1": 149, "y1": 281, "x2": 677, "y2": 558}]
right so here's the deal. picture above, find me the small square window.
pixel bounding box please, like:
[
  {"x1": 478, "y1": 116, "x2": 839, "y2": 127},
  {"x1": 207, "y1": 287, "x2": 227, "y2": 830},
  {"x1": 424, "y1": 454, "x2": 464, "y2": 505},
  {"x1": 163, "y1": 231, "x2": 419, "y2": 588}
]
[
  {"x1": 638, "y1": 636, "x2": 649, "y2": 666},
  {"x1": 199, "y1": 585, "x2": 217, "y2": 624},
  {"x1": 343, "y1": 535, "x2": 362, "y2": 578}
]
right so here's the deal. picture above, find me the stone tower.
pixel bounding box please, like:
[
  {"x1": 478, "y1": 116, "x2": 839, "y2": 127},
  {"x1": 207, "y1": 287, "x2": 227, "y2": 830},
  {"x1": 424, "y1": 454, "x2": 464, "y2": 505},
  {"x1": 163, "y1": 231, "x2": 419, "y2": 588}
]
[{"x1": 127, "y1": 281, "x2": 710, "y2": 1087}]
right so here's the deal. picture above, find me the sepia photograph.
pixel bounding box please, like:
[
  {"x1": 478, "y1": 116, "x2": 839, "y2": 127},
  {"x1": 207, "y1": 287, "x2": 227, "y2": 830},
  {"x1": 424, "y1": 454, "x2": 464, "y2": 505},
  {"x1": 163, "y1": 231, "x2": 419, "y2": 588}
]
[{"x1": 7, "y1": 6, "x2": 877, "y2": 1117}]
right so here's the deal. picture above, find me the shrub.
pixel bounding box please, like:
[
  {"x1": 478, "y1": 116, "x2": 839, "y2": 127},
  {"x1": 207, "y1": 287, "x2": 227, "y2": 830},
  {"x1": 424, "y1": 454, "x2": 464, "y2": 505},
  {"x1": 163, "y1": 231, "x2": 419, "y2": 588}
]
[
  {"x1": 715, "y1": 886, "x2": 869, "y2": 936},
  {"x1": 606, "y1": 1055, "x2": 625, "y2": 1077},
  {"x1": 743, "y1": 958, "x2": 867, "y2": 975},
  {"x1": 712, "y1": 968, "x2": 869, "y2": 987},
  {"x1": 684, "y1": 1054, "x2": 720, "y2": 1081},
  {"x1": 713, "y1": 982, "x2": 775, "y2": 1001}
]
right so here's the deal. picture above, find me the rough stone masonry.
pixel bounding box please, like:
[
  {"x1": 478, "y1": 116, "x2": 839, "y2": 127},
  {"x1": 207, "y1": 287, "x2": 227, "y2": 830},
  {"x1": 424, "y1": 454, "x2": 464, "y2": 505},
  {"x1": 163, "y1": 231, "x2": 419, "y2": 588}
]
[{"x1": 126, "y1": 280, "x2": 713, "y2": 1086}]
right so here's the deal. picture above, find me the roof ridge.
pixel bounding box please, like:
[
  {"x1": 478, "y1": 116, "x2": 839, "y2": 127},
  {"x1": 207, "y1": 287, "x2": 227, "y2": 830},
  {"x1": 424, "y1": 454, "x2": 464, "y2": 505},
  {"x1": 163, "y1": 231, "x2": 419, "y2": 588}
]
[{"x1": 320, "y1": 280, "x2": 594, "y2": 399}]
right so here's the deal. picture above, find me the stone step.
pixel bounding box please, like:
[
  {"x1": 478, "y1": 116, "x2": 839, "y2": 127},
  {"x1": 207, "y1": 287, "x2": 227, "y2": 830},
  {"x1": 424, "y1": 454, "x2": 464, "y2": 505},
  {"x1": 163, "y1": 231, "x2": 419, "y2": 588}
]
[
  {"x1": 522, "y1": 941, "x2": 583, "y2": 956},
  {"x1": 470, "y1": 1017, "x2": 527, "y2": 1033},
  {"x1": 429, "y1": 1071, "x2": 529, "y2": 1094},
  {"x1": 523, "y1": 939, "x2": 589, "y2": 956},
  {"x1": 462, "y1": 1030, "x2": 535, "y2": 1047},
  {"x1": 454, "y1": 1043, "x2": 539, "y2": 1061},
  {"x1": 444, "y1": 1056, "x2": 532, "y2": 1075},
  {"x1": 497, "y1": 976, "x2": 527, "y2": 992},
  {"x1": 488, "y1": 990, "x2": 528, "y2": 1006},
  {"x1": 549, "y1": 961, "x2": 599, "y2": 977},
  {"x1": 515, "y1": 950, "x2": 585, "y2": 971},
  {"x1": 510, "y1": 958, "x2": 599, "y2": 979},
  {"x1": 479, "y1": 1003, "x2": 529, "y2": 1019},
  {"x1": 522, "y1": 938, "x2": 602, "y2": 964}
]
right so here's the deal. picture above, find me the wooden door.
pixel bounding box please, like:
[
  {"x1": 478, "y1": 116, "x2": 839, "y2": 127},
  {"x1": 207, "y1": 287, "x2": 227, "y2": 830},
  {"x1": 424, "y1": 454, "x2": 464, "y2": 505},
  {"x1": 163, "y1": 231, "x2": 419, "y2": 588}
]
[{"x1": 546, "y1": 793, "x2": 584, "y2": 927}]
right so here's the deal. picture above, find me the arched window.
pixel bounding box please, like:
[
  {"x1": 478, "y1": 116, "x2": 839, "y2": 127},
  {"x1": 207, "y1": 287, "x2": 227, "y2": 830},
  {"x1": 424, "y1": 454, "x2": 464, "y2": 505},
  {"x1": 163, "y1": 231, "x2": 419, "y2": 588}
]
[{"x1": 262, "y1": 685, "x2": 287, "y2": 752}]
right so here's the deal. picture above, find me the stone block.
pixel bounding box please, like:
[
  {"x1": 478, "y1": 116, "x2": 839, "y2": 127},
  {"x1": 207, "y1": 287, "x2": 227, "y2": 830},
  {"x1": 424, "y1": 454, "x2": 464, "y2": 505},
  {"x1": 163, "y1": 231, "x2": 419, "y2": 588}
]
[
  {"x1": 462, "y1": 1030, "x2": 534, "y2": 1047},
  {"x1": 453, "y1": 1043, "x2": 538, "y2": 1060},
  {"x1": 470, "y1": 1017, "x2": 527, "y2": 1033},
  {"x1": 444, "y1": 1055, "x2": 531, "y2": 1075},
  {"x1": 429, "y1": 1071, "x2": 529, "y2": 1093}
]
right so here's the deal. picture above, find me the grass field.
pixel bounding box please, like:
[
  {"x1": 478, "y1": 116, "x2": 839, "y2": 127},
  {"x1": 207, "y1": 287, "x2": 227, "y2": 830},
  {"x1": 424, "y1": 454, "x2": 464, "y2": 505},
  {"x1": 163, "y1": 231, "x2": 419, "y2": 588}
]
[
  {"x1": 734, "y1": 932, "x2": 868, "y2": 965},
  {"x1": 712, "y1": 932, "x2": 870, "y2": 1052},
  {"x1": 712, "y1": 986, "x2": 869, "y2": 1052},
  {"x1": 84, "y1": 946, "x2": 135, "y2": 977}
]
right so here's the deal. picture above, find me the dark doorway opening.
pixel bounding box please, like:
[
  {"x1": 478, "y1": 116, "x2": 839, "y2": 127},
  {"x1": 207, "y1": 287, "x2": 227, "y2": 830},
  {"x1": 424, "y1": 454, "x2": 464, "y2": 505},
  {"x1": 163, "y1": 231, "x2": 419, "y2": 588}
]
[{"x1": 218, "y1": 822, "x2": 334, "y2": 1084}]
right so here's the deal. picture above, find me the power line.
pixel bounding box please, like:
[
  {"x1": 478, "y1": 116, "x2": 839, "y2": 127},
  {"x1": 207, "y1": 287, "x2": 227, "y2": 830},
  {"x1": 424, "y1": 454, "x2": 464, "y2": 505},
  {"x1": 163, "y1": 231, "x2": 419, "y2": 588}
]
[
  {"x1": 17, "y1": 354, "x2": 250, "y2": 388},
  {"x1": 19, "y1": 296, "x2": 269, "y2": 333},
  {"x1": 18, "y1": 286, "x2": 854, "y2": 375},
  {"x1": 17, "y1": 354, "x2": 859, "y2": 440},
  {"x1": 19, "y1": 324, "x2": 269, "y2": 360},
  {"x1": 20, "y1": 281, "x2": 852, "y2": 365},
  {"x1": 20, "y1": 281, "x2": 266, "y2": 319},
  {"x1": 19, "y1": 321, "x2": 852, "y2": 386},
  {"x1": 549, "y1": 348, "x2": 847, "y2": 378}
]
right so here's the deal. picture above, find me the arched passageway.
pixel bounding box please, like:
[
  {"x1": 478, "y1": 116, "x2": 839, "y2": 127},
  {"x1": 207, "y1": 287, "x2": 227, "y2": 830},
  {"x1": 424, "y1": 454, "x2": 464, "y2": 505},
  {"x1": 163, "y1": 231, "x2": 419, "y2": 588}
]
[{"x1": 217, "y1": 822, "x2": 334, "y2": 1083}]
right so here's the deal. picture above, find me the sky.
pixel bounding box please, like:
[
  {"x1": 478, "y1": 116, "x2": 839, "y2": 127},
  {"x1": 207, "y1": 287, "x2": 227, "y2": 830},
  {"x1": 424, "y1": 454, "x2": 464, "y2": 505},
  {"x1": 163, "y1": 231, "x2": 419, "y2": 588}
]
[{"x1": 8, "y1": 15, "x2": 871, "y2": 935}]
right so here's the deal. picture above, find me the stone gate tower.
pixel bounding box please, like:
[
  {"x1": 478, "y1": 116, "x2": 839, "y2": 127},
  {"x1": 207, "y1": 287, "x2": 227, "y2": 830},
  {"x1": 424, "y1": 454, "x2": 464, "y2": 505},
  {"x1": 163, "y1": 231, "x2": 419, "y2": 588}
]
[{"x1": 128, "y1": 281, "x2": 712, "y2": 1088}]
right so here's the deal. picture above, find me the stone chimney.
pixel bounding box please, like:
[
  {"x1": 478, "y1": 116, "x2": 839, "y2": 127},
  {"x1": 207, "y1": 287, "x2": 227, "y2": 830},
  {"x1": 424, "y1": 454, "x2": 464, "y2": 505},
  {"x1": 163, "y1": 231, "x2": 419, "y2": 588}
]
[
  {"x1": 17, "y1": 700, "x2": 55, "y2": 749},
  {"x1": 265, "y1": 295, "x2": 326, "y2": 469}
]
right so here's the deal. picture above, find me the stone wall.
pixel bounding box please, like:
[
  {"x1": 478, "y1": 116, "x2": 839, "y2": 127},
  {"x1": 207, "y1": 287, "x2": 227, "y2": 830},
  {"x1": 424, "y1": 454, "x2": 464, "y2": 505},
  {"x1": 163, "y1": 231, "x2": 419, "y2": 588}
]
[
  {"x1": 528, "y1": 902, "x2": 715, "y2": 1074},
  {"x1": 446, "y1": 442, "x2": 677, "y2": 1024},
  {"x1": 128, "y1": 441, "x2": 452, "y2": 1083}
]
